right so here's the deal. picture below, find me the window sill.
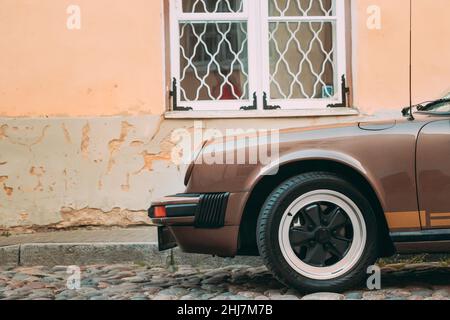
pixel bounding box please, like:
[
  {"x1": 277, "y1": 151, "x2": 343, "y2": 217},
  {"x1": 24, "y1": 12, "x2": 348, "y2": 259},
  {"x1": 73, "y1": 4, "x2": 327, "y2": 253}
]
[{"x1": 164, "y1": 108, "x2": 360, "y2": 119}]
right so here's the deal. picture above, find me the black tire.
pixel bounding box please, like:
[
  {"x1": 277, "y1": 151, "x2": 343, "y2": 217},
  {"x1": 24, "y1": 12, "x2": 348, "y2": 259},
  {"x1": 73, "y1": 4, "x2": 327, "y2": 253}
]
[{"x1": 257, "y1": 172, "x2": 379, "y2": 293}]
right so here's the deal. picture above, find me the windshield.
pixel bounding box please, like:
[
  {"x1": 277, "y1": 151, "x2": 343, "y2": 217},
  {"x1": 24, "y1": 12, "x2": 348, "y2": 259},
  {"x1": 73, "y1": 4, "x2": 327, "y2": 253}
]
[
  {"x1": 418, "y1": 99, "x2": 450, "y2": 114},
  {"x1": 402, "y1": 95, "x2": 450, "y2": 117}
]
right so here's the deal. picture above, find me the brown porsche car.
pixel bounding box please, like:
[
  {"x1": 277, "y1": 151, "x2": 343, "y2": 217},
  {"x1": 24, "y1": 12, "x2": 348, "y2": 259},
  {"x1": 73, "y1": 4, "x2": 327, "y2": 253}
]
[{"x1": 149, "y1": 99, "x2": 450, "y2": 293}]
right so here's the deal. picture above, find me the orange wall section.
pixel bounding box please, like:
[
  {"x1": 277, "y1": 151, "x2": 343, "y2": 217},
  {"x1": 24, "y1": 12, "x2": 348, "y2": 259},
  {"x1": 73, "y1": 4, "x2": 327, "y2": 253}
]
[
  {"x1": 412, "y1": 0, "x2": 450, "y2": 103},
  {"x1": 352, "y1": 0, "x2": 411, "y2": 114},
  {"x1": 1, "y1": 0, "x2": 450, "y2": 117},
  {"x1": 0, "y1": 0, "x2": 166, "y2": 117}
]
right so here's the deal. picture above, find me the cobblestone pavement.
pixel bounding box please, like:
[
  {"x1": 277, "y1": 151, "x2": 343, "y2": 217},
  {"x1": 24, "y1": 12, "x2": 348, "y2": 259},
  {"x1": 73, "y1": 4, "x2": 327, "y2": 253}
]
[{"x1": 0, "y1": 263, "x2": 449, "y2": 300}]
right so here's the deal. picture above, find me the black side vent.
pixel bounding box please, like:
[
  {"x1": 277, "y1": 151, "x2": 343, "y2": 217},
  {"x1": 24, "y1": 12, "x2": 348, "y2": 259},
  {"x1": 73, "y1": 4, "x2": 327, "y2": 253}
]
[{"x1": 194, "y1": 193, "x2": 230, "y2": 229}]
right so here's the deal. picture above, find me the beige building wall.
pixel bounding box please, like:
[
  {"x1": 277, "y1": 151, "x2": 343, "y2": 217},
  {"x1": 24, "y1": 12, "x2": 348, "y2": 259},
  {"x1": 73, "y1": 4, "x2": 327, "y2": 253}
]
[
  {"x1": 0, "y1": 0, "x2": 165, "y2": 117},
  {"x1": 1, "y1": 0, "x2": 449, "y2": 232},
  {"x1": 352, "y1": 0, "x2": 410, "y2": 113},
  {"x1": 412, "y1": 0, "x2": 450, "y2": 102}
]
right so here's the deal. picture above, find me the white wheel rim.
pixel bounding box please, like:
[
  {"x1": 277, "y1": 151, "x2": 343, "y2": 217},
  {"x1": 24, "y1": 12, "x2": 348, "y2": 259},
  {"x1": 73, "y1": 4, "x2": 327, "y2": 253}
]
[{"x1": 278, "y1": 190, "x2": 367, "y2": 281}]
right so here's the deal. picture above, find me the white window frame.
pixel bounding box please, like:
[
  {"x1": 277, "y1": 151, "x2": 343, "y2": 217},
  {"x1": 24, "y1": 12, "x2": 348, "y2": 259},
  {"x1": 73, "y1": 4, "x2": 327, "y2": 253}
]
[{"x1": 169, "y1": 0, "x2": 347, "y2": 112}]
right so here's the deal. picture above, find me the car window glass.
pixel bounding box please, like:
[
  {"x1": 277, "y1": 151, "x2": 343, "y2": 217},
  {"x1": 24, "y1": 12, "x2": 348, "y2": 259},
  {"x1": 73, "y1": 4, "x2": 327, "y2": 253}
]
[{"x1": 425, "y1": 101, "x2": 450, "y2": 113}]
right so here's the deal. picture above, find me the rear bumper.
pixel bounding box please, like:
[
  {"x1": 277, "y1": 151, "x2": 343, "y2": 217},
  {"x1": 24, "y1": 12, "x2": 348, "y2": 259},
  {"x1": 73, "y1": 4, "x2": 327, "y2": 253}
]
[
  {"x1": 149, "y1": 194, "x2": 200, "y2": 223},
  {"x1": 148, "y1": 192, "x2": 248, "y2": 257}
]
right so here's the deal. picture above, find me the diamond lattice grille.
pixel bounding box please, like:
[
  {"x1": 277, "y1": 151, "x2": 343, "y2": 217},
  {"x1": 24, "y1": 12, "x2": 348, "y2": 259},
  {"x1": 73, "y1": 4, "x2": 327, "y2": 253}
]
[
  {"x1": 269, "y1": 0, "x2": 333, "y2": 16},
  {"x1": 268, "y1": 0, "x2": 336, "y2": 100},
  {"x1": 171, "y1": 0, "x2": 345, "y2": 110},
  {"x1": 179, "y1": 22, "x2": 249, "y2": 102},
  {"x1": 269, "y1": 21, "x2": 335, "y2": 99},
  {"x1": 182, "y1": 0, "x2": 244, "y2": 13}
]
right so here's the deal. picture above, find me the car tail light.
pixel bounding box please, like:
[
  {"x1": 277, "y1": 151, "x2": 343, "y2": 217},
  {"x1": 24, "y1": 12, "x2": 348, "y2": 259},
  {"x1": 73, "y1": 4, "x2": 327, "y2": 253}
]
[{"x1": 153, "y1": 206, "x2": 167, "y2": 218}]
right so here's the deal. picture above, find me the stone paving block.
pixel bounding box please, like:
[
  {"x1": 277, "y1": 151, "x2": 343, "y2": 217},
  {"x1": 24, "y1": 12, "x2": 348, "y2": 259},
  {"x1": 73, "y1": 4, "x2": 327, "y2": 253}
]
[
  {"x1": 0, "y1": 263, "x2": 449, "y2": 300},
  {"x1": 302, "y1": 293, "x2": 345, "y2": 300},
  {"x1": 0, "y1": 245, "x2": 20, "y2": 266}
]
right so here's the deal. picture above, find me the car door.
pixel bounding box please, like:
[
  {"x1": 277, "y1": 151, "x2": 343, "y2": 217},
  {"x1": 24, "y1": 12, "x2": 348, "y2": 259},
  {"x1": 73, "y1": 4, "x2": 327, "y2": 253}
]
[{"x1": 416, "y1": 119, "x2": 450, "y2": 229}]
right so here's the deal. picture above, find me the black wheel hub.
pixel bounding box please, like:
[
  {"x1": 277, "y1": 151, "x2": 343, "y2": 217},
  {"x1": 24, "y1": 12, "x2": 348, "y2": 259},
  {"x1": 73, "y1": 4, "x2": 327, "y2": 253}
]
[
  {"x1": 315, "y1": 228, "x2": 331, "y2": 244},
  {"x1": 288, "y1": 201, "x2": 354, "y2": 268}
]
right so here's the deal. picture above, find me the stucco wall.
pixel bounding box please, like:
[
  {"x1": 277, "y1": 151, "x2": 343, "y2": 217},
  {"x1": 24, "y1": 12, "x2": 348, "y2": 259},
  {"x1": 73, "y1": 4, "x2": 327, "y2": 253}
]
[
  {"x1": 3, "y1": 0, "x2": 449, "y2": 117},
  {"x1": 412, "y1": 0, "x2": 450, "y2": 102},
  {"x1": 0, "y1": 115, "x2": 178, "y2": 231},
  {"x1": 1, "y1": 1, "x2": 450, "y2": 232},
  {"x1": 0, "y1": 115, "x2": 366, "y2": 232},
  {"x1": 352, "y1": 0, "x2": 410, "y2": 112},
  {"x1": 0, "y1": 0, "x2": 165, "y2": 117}
]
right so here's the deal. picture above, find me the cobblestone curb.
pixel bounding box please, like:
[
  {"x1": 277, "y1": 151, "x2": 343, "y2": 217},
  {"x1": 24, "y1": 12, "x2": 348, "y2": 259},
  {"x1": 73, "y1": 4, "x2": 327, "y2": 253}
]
[
  {"x1": 0, "y1": 245, "x2": 20, "y2": 266},
  {"x1": 0, "y1": 243, "x2": 263, "y2": 268}
]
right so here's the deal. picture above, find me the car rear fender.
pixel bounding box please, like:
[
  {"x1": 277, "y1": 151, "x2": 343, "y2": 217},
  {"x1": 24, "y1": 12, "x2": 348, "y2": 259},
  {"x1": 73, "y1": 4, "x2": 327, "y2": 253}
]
[{"x1": 255, "y1": 149, "x2": 387, "y2": 213}]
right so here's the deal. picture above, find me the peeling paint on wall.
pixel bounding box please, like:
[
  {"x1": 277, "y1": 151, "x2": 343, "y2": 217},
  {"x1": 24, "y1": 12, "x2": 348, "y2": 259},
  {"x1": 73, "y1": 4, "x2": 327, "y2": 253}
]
[
  {"x1": 107, "y1": 121, "x2": 134, "y2": 173},
  {"x1": 0, "y1": 114, "x2": 365, "y2": 232},
  {"x1": 0, "y1": 115, "x2": 188, "y2": 231},
  {"x1": 62, "y1": 123, "x2": 72, "y2": 144},
  {"x1": 30, "y1": 166, "x2": 46, "y2": 192},
  {"x1": 3, "y1": 185, "x2": 13, "y2": 197},
  {"x1": 0, "y1": 208, "x2": 150, "y2": 234},
  {"x1": 0, "y1": 124, "x2": 51, "y2": 150},
  {"x1": 81, "y1": 122, "x2": 90, "y2": 159},
  {"x1": 0, "y1": 125, "x2": 8, "y2": 139},
  {"x1": 0, "y1": 176, "x2": 13, "y2": 197},
  {"x1": 58, "y1": 207, "x2": 150, "y2": 229}
]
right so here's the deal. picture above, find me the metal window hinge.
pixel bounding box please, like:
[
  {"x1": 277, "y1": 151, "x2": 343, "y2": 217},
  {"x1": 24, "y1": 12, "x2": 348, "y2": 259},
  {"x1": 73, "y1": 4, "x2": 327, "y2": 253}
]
[
  {"x1": 327, "y1": 75, "x2": 350, "y2": 108},
  {"x1": 170, "y1": 78, "x2": 193, "y2": 111},
  {"x1": 263, "y1": 92, "x2": 281, "y2": 110},
  {"x1": 240, "y1": 92, "x2": 257, "y2": 110}
]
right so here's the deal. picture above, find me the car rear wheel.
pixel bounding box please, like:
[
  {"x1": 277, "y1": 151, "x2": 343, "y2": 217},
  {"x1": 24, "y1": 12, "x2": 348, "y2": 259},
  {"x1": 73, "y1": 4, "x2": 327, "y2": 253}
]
[{"x1": 257, "y1": 172, "x2": 378, "y2": 293}]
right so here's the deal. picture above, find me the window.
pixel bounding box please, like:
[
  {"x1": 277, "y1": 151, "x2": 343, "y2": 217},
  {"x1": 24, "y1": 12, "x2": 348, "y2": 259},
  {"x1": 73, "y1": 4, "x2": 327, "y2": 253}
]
[{"x1": 169, "y1": 0, "x2": 348, "y2": 111}]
